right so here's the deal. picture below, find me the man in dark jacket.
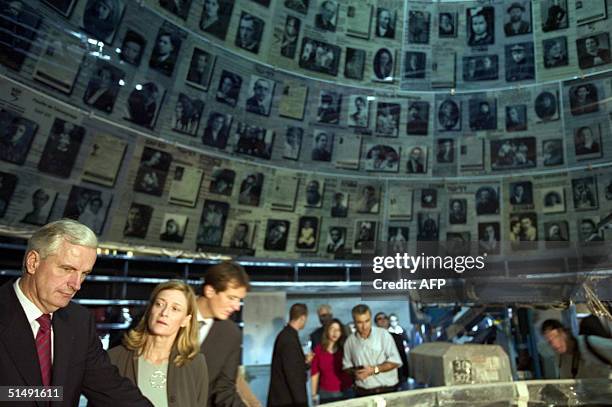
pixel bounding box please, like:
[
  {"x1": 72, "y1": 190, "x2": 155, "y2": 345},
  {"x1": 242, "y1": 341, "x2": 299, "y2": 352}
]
[
  {"x1": 197, "y1": 262, "x2": 250, "y2": 407},
  {"x1": 268, "y1": 303, "x2": 310, "y2": 407}
]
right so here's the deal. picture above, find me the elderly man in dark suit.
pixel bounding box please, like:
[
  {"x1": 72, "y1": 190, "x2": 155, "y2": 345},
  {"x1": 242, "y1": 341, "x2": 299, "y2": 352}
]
[
  {"x1": 504, "y1": 3, "x2": 530, "y2": 36},
  {"x1": 0, "y1": 219, "x2": 152, "y2": 407},
  {"x1": 196, "y1": 261, "x2": 250, "y2": 407},
  {"x1": 268, "y1": 303, "x2": 311, "y2": 407}
]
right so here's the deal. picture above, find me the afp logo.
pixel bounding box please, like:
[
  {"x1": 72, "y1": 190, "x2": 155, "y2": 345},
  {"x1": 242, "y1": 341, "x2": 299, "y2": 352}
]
[{"x1": 10, "y1": 87, "x2": 21, "y2": 102}]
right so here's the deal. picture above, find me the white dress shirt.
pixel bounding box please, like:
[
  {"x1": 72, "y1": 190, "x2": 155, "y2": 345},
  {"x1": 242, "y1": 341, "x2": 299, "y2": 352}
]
[
  {"x1": 14, "y1": 278, "x2": 54, "y2": 361},
  {"x1": 196, "y1": 309, "x2": 214, "y2": 346}
]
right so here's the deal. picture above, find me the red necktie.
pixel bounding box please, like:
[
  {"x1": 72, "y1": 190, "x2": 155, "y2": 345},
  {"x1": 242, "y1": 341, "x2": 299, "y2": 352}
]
[{"x1": 36, "y1": 314, "x2": 52, "y2": 386}]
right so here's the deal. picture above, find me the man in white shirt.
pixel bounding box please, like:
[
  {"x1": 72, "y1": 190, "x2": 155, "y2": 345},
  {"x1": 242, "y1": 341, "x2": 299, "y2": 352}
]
[
  {"x1": 196, "y1": 261, "x2": 250, "y2": 406},
  {"x1": 343, "y1": 304, "x2": 402, "y2": 396}
]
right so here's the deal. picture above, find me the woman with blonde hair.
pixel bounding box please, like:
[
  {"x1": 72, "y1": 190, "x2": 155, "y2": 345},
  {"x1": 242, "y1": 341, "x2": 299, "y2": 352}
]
[{"x1": 109, "y1": 280, "x2": 208, "y2": 407}]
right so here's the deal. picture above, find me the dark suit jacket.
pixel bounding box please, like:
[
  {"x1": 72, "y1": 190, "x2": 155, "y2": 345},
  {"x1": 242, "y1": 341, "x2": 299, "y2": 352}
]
[
  {"x1": 201, "y1": 319, "x2": 245, "y2": 407},
  {"x1": 0, "y1": 281, "x2": 153, "y2": 407},
  {"x1": 267, "y1": 325, "x2": 307, "y2": 407},
  {"x1": 109, "y1": 345, "x2": 208, "y2": 407}
]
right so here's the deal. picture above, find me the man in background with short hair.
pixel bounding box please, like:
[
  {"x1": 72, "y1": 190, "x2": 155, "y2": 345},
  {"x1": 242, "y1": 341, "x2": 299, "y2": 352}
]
[{"x1": 310, "y1": 304, "x2": 333, "y2": 349}]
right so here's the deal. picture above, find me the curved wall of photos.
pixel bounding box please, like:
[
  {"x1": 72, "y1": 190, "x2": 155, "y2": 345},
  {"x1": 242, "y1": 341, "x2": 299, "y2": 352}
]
[{"x1": 0, "y1": 0, "x2": 611, "y2": 261}]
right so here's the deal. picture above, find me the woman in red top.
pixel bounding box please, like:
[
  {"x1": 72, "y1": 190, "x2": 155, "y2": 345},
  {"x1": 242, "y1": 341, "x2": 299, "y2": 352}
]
[{"x1": 311, "y1": 318, "x2": 353, "y2": 403}]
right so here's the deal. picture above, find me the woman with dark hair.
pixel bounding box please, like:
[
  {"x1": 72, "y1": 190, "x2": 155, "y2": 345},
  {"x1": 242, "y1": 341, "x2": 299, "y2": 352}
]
[
  {"x1": 82, "y1": 0, "x2": 122, "y2": 43},
  {"x1": 109, "y1": 280, "x2": 208, "y2": 407},
  {"x1": 373, "y1": 48, "x2": 393, "y2": 80},
  {"x1": 311, "y1": 319, "x2": 353, "y2": 403},
  {"x1": 173, "y1": 94, "x2": 193, "y2": 133},
  {"x1": 127, "y1": 82, "x2": 159, "y2": 127}
]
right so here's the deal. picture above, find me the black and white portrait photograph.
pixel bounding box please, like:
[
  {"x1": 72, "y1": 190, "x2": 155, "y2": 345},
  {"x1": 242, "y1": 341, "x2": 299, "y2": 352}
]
[
  {"x1": 159, "y1": 0, "x2": 191, "y2": 19},
  {"x1": 417, "y1": 213, "x2": 439, "y2": 241},
  {"x1": 234, "y1": 123, "x2": 274, "y2": 160},
  {"x1": 246, "y1": 76, "x2": 274, "y2": 116},
  {"x1": 123, "y1": 202, "x2": 153, "y2": 238},
  {"x1": 467, "y1": 6, "x2": 494, "y2": 46},
  {"x1": 406, "y1": 146, "x2": 427, "y2": 174},
  {"x1": 505, "y1": 42, "x2": 535, "y2": 82},
  {"x1": 544, "y1": 221, "x2": 568, "y2": 244},
  {"x1": 534, "y1": 91, "x2": 558, "y2": 121},
  {"x1": 506, "y1": 105, "x2": 527, "y2": 132},
  {"x1": 436, "y1": 139, "x2": 454, "y2": 163},
  {"x1": 283, "y1": 126, "x2": 302, "y2": 160},
  {"x1": 119, "y1": 30, "x2": 145, "y2": 66},
  {"x1": 216, "y1": 70, "x2": 242, "y2": 107},
  {"x1": 421, "y1": 188, "x2": 437, "y2": 209},
  {"x1": 196, "y1": 200, "x2": 228, "y2": 246},
  {"x1": 438, "y1": 12, "x2": 456, "y2": 38},
  {"x1": 238, "y1": 172, "x2": 263, "y2": 206},
  {"x1": 228, "y1": 222, "x2": 254, "y2": 249},
  {"x1": 541, "y1": 186, "x2": 565, "y2": 214},
  {"x1": 81, "y1": 0, "x2": 125, "y2": 44},
  {"x1": 133, "y1": 147, "x2": 172, "y2": 196},
  {"x1": 186, "y1": 48, "x2": 215, "y2": 90},
  {"x1": 478, "y1": 222, "x2": 500, "y2": 254},
  {"x1": 579, "y1": 218, "x2": 603, "y2": 243},
  {"x1": 406, "y1": 102, "x2": 428, "y2": 135},
  {"x1": 0, "y1": 110, "x2": 37, "y2": 165},
  {"x1": 375, "y1": 102, "x2": 400, "y2": 137},
  {"x1": 82, "y1": 62, "x2": 124, "y2": 113},
  {"x1": 408, "y1": 10, "x2": 430, "y2": 44},
  {"x1": 437, "y1": 99, "x2": 461, "y2": 131},
  {"x1": 42, "y1": 0, "x2": 77, "y2": 16},
  {"x1": 354, "y1": 220, "x2": 377, "y2": 251},
  {"x1": 0, "y1": 0, "x2": 41, "y2": 71},
  {"x1": 574, "y1": 124, "x2": 602, "y2": 160},
  {"x1": 372, "y1": 48, "x2": 394, "y2": 81},
  {"x1": 264, "y1": 219, "x2": 290, "y2": 251},
  {"x1": 475, "y1": 186, "x2": 499, "y2": 215},
  {"x1": 449, "y1": 199, "x2": 467, "y2": 224},
  {"x1": 171, "y1": 93, "x2": 204, "y2": 136},
  {"x1": 280, "y1": 15, "x2": 300, "y2": 59},
  {"x1": 0, "y1": 171, "x2": 17, "y2": 218},
  {"x1": 569, "y1": 83, "x2": 599, "y2": 115},
  {"x1": 542, "y1": 139, "x2": 564, "y2": 166},
  {"x1": 504, "y1": 2, "x2": 531, "y2": 36},
  {"x1": 403, "y1": 51, "x2": 426, "y2": 79},
  {"x1": 63, "y1": 185, "x2": 111, "y2": 234},
  {"x1": 149, "y1": 24, "x2": 184, "y2": 77},
  {"x1": 209, "y1": 168, "x2": 235, "y2": 196},
  {"x1": 402, "y1": 51, "x2": 427, "y2": 83},
  {"x1": 38, "y1": 119, "x2": 84, "y2": 178},
  {"x1": 326, "y1": 226, "x2": 346, "y2": 254},
  {"x1": 387, "y1": 226, "x2": 408, "y2": 252},
  {"x1": 200, "y1": 0, "x2": 234, "y2": 40},
  {"x1": 317, "y1": 91, "x2": 341, "y2": 124},
  {"x1": 463, "y1": 55, "x2": 498, "y2": 81},
  {"x1": 509, "y1": 213, "x2": 537, "y2": 244},
  {"x1": 446, "y1": 232, "x2": 470, "y2": 256},
  {"x1": 20, "y1": 187, "x2": 57, "y2": 226},
  {"x1": 311, "y1": 130, "x2": 333, "y2": 162},
  {"x1": 344, "y1": 47, "x2": 365, "y2": 80},
  {"x1": 509, "y1": 181, "x2": 533, "y2": 205},
  {"x1": 577, "y1": 33, "x2": 612, "y2": 68},
  {"x1": 304, "y1": 179, "x2": 323, "y2": 208},
  {"x1": 469, "y1": 98, "x2": 497, "y2": 131},
  {"x1": 296, "y1": 216, "x2": 320, "y2": 251},
  {"x1": 572, "y1": 176, "x2": 598, "y2": 211},
  {"x1": 490, "y1": 137, "x2": 536, "y2": 171},
  {"x1": 314, "y1": 0, "x2": 337, "y2": 31},
  {"x1": 364, "y1": 144, "x2": 400, "y2": 172},
  {"x1": 541, "y1": 0, "x2": 568, "y2": 32},
  {"x1": 347, "y1": 95, "x2": 369, "y2": 128},
  {"x1": 125, "y1": 82, "x2": 165, "y2": 129},
  {"x1": 160, "y1": 214, "x2": 188, "y2": 243},
  {"x1": 330, "y1": 191, "x2": 348, "y2": 217},
  {"x1": 235, "y1": 11, "x2": 264, "y2": 54},
  {"x1": 299, "y1": 37, "x2": 341, "y2": 76},
  {"x1": 355, "y1": 184, "x2": 379, "y2": 214},
  {"x1": 202, "y1": 112, "x2": 231, "y2": 149},
  {"x1": 543, "y1": 36, "x2": 568, "y2": 68},
  {"x1": 375, "y1": 7, "x2": 395, "y2": 38}
]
